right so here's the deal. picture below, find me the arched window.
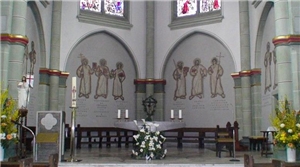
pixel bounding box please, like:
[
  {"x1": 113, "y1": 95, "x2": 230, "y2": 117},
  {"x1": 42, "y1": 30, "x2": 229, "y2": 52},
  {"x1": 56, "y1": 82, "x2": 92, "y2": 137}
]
[
  {"x1": 169, "y1": 0, "x2": 223, "y2": 29},
  {"x1": 78, "y1": 0, "x2": 132, "y2": 29}
]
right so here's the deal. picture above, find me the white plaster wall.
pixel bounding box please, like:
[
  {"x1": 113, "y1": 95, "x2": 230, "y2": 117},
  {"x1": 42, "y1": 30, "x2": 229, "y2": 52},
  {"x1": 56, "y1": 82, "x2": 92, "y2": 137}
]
[
  {"x1": 27, "y1": 0, "x2": 279, "y2": 128},
  {"x1": 248, "y1": 1, "x2": 270, "y2": 69},
  {"x1": 155, "y1": 1, "x2": 241, "y2": 78},
  {"x1": 34, "y1": 1, "x2": 276, "y2": 78},
  {"x1": 26, "y1": 4, "x2": 42, "y2": 126},
  {"x1": 59, "y1": 1, "x2": 146, "y2": 78},
  {"x1": 35, "y1": 1, "x2": 53, "y2": 68},
  {"x1": 260, "y1": 7, "x2": 275, "y2": 131}
]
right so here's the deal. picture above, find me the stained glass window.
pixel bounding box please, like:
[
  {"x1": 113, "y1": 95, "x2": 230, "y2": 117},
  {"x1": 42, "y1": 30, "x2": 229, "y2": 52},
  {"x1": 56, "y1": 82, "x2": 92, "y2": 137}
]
[
  {"x1": 176, "y1": 0, "x2": 221, "y2": 17},
  {"x1": 104, "y1": 0, "x2": 124, "y2": 16},
  {"x1": 200, "y1": 0, "x2": 221, "y2": 13},
  {"x1": 170, "y1": 0, "x2": 223, "y2": 29},
  {"x1": 177, "y1": 0, "x2": 197, "y2": 17},
  {"x1": 78, "y1": 0, "x2": 131, "y2": 29},
  {"x1": 80, "y1": 0, "x2": 101, "y2": 12},
  {"x1": 79, "y1": 0, "x2": 124, "y2": 17}
]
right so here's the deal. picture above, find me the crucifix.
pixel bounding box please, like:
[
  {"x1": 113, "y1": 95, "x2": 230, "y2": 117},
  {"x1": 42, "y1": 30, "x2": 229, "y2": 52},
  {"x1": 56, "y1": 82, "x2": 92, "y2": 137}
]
[{"x1": 216, "y1": 52, "x2": 224, "y2": 65}]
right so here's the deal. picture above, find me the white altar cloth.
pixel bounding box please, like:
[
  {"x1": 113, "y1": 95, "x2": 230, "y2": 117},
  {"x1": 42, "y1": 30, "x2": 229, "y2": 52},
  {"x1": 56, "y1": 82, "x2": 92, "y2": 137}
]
[{"x1": 114, "y1": 121, "x2": 185, "y2": 132}]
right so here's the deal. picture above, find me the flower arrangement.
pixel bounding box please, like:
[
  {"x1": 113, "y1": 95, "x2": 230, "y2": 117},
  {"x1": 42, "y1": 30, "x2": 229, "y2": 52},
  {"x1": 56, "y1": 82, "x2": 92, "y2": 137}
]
[
  {"x1": 270, "y1": 97, "x2": 300, "y2": 149},
  {"x1": 131, "y1": 119, "x2": 167, "y2": 160},
  {"x1": 0, "y1": 88, "x2": 19, "y2": 149}
]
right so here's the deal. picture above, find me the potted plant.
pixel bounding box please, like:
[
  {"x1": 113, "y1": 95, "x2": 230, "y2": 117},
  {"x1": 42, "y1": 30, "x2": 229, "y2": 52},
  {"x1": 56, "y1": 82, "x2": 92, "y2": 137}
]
[
  {"x1": 0, "y1": 88, "x2": 20, "y2": 160},
  {"x1": 270, "y1": 97, "x2": 300, "y2": 162}
]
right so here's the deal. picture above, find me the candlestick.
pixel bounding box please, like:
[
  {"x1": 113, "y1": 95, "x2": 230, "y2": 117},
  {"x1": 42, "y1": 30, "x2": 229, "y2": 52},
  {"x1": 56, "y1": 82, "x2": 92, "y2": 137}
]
[
  {"x1": 179, "y1": 110, "x2": 182, "y2": 119},
  {"x1": 125, "y1": 109, "x2": 128, "y2": 119},
  {"x1": 117, "y1": 109, "x2": 121, "y2": 119},
  {"x1": 71, "y1": 77, "x2": 76, "y2": 107},
  {"x1": 171, "y1": 110, "x2": 174, "y2": 119}
]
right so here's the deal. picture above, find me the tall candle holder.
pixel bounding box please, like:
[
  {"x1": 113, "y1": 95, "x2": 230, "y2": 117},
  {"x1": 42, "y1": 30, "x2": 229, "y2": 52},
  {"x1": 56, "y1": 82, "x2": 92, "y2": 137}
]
[{"x1": 67, "y1": 106, "x2": 81, "y2": 162}]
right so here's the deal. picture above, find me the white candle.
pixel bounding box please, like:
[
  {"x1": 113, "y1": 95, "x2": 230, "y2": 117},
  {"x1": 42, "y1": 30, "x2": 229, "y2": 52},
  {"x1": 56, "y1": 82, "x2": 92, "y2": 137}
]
[
  {"x1": 117, "y1": 109, "x2": 121, "y2": 119},
  {"x1": 171, "y1": 110, "x2": 174, "y2": 119},
  {"x1": 125, "y1": 109, "x2": 128, "y2": 118},
  {"x1": 71, "y1": 77, "x2": 76, "y2": 107},
  {"x1": 179, "y1": 110, "x2": 182, "y2": 119}
]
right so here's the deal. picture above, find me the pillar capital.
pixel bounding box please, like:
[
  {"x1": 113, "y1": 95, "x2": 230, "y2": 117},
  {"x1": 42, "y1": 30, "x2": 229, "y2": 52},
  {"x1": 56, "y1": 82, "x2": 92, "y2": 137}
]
[{"x1": 273, "y1": 35, "x2": 300, "y2": 46}]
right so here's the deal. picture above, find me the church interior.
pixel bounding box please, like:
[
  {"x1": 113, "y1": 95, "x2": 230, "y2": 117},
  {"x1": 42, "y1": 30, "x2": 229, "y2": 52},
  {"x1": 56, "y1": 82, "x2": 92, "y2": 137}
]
[{"x1": 1, "y1": 0, "x2": 300, "y2": 166}]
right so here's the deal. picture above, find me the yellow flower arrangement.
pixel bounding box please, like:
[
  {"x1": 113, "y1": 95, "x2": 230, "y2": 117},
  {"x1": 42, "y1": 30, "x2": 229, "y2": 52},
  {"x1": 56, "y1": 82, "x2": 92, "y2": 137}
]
[
  {"x1": 0, "y1": 88, "x2": 20, "y2": 149},
  {"x1": 271, "y1": 97, "x2": 300, "y2": 149}
]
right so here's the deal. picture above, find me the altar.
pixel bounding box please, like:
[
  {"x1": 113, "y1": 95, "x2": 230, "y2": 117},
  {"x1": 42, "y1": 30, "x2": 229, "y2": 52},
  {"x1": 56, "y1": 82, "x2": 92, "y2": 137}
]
[{"x1": 114, "y1": 121, "x2": 186, "y2": 132}]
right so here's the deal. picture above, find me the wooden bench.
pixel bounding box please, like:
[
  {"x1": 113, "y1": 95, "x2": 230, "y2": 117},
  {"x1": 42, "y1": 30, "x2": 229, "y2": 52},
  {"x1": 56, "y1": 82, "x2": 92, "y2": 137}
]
[
  {"x1": 249, "y1": 136, "x2": 266, "y2": 151},
  {"x1": 76, "y1": 125, "x2": 135, "y2": 148},
  {"x1": 163, "y1": 122, "x2": 242, "y2": 149},
  {"x1": 1, "y1": 153, "x2": 58, "y2": 167},
  {"x1": 215, "y1": 122, "x2": 234, "y2": 158},
  {"x1": 163, "y1": 128, "x2": 215, "y2": 148},
  {"x1": 244, "y1": 154, "x2": 273, "y2": 167}
]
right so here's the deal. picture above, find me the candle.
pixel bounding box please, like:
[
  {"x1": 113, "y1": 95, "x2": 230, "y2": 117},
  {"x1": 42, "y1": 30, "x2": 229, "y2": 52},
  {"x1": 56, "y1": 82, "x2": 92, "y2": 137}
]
[
  {"x1": 117, "y1": 109, "x2": 121, "y2": 119},
  {"x1": 171, "y1": 110, "x2": 174, "y2": 119},
  {"x1": 71, "y1": 77, "x2": 76, "y2": 107},
  {"x1": 125, "y1": 109, "x2": 128, "y2": 118},
  {"x1": 179, "y1": 110, "x2": 182, "y2": 119}
]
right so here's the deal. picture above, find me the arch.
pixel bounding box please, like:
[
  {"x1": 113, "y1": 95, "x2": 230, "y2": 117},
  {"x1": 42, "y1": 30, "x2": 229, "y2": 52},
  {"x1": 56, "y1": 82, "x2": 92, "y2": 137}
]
[
  {"x1": 161, "y1": 30, "x2": 236, "y2": 78},
  {"x1": 254, "y1": 1, "x2": 274, "y2": 68},
  {"x1": 28, "y1": 1, "x2": 47, "y2": 68},
  {"x1": 63, "y1": 30, "x2": 139, "y2": 78}
]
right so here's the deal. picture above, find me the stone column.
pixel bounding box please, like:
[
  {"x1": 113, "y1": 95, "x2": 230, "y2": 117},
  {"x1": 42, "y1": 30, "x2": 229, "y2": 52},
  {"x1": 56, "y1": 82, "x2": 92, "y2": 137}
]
[
  {"x1": 273, "y1": 1, "x2": 300, "y2": 110},
  {"x1": 1, "y1": 1, "x2": 28, "y2": 98},
  {"x1": 153, "y1": 80, "x2": 166, "y2": 121},
  {"x1": 135, "y1": 1, "x2": 158, "y2": 120},
  {"x1": 39, "y1": 68, "x2": 50, "y2": 111},
  {"x1": 231, "y1": 73, "x2": 242, "y2": 139},
  {"x1": 49, "y1": 1, "x2": 62, "y2": 110},
  {"x1": 291, "y1": 44, "x2": 300, "y2": 110},
  {"x1": 272, "y1": 0, "x2": 292, "y2": 103},
  {"x1": 239, "y1": 1, "x2": 252, "y2": 136},
  {"x1": 0, "y1": 1, "x2": 13, "y2": 89},
  {"x1": 250, "y1": 69, "x2": 262, "y2": 136},
  {"x1": 59, "y1": 73, "x2": 69, "y2": 111},
  {"x1": 145, "y1": 1, "x2": 155, "y2": 93},
  {"x1": 145, "y1": 1, "x2": 155, "y2": 97},
  {"x1": 240, "y1": 71, "x2": 252, "y2": 136},
  {"x1": 134, "y1": 79, "x2": 146, "y2": 120}
]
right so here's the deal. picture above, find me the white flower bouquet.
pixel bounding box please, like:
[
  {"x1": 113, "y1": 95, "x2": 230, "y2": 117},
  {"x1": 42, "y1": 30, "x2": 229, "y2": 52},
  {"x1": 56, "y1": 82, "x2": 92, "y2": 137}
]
[{"x1": 131, "y1": 119, "x2": 167, "y2": 160}]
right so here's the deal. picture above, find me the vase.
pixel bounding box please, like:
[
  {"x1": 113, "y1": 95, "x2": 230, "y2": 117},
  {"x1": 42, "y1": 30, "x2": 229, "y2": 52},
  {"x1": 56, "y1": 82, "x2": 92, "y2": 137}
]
[
  {"x1": 286, "y1": 147, "x2": 296, "y2": 162},
  {"x1": 0, "y1": 143, "x2": 4, "y2": 161},
  {"x1": 273, "y1": 145, "x2": 286, "y2": 161}
]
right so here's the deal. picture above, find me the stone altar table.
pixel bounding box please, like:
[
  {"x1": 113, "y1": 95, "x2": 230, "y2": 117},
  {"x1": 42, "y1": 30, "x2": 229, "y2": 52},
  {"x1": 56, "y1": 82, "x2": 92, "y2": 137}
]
[{"x1": 114, "y1": 121, "x2": 186, "y2": 131}]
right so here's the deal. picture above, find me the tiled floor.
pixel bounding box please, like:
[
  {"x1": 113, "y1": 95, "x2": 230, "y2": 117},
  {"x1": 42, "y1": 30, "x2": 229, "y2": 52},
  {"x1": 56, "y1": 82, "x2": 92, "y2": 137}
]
[{"x1": 59, "y1": 143, "x2": 273, "y2": 167}]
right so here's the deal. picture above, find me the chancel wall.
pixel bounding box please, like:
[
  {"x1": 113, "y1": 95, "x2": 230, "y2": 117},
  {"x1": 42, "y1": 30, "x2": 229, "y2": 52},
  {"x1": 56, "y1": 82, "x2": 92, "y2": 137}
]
[{"x1": 11, "y1": 1, "x2": 282, "y2": 133}]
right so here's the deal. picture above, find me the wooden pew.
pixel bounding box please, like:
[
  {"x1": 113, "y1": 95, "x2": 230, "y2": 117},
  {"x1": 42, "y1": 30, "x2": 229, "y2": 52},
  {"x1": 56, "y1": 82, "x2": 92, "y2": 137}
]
[
  {"x1": 215, "y1": 122, "x2": 234, "y2": 158},
  {"x1": 76, "y1": 125, "x2": 135, "y2": 148},
  {"x1": 272, "y1": 159, "x2": 283, "y2": 167},
  {"x1": 271, "y1": 159, "x2": 300, "y2": 167},
  {"x1": 163, "y1": 121, "x2": 243, "y2": 149},
  {"x1": 164, "y1": 127, "x2": 228, "y2": 148},
  {"x1": 215, "y1": 121, "x2": 247, "y2": 157},
  {"x1": 279, "y1": 160, "x2": 300, "y2": 167},
  {"x1": 244, "y1": 154, "x2": 273, "y2": 167},
  {"x1": 1, "y1": 153, "x2": 58, "y2": 167}
]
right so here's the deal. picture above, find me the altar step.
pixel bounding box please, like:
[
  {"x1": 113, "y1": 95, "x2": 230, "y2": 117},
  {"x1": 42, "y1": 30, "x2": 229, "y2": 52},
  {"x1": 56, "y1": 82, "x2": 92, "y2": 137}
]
[{"x1": 59, "y1": 163, "x2": 244, "y2": 167}]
